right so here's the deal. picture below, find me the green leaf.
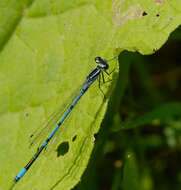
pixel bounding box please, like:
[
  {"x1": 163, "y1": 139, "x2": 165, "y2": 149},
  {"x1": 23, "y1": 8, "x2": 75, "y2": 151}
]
[
  {"x1": 122, "y1": 150, "x2": 140, "y2": 190},
  {"x1": 0, "y1": 0, "x2": 181, "y2": 190},
  {"x1": 122, "y1": 102, "x2": 181, "y2": 129}
]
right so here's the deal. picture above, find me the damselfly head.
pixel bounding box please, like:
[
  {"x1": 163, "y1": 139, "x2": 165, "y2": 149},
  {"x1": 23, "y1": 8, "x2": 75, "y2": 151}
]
[
  {"x1": 95, "y1": 57, "x2": 105, "y2": 64},
  {"x1": 95, "y1": 57, "x2": 109, "y2": 70}
]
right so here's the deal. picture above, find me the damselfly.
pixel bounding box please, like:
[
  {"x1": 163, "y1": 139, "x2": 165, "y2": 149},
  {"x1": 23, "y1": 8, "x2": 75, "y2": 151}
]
[{"x1": 14, "y1": 56, "x2": 116, "y2": 183}]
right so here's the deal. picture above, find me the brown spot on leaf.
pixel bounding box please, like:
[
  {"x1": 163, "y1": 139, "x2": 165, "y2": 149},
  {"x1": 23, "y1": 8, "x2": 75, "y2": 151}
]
[
  {"x1": 24, "y1": 112, "x2": 29, "y2": 117},
  {"x1": 155, "y1": 0, "x2": 165, "y2": 5},
  {"x1": 111, "y1": 0, "x2": 142, "y2": 26}
]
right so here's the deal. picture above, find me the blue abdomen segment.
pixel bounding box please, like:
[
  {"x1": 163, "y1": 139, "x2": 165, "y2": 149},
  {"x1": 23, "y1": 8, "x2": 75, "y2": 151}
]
[
  {"x1": 13, "y1": 78, "x2": 91, "y2": 183},
  {"x1": 14, "y1": 168, "x2": 27, "y2": 182}
]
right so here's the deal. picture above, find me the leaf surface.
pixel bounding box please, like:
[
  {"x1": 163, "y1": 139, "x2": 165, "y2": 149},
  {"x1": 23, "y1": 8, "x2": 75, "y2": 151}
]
[{"x1": 0, "y1": 0, "x2": 181, "y2": 189}]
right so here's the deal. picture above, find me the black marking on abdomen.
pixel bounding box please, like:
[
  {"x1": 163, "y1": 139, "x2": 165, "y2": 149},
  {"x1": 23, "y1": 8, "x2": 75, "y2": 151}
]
[
  {"x1": 70, "y1": 105, "x2": 74, "y2": 110},
  {"x1": 58, "y1": 121, "x2": 62, "y2": 127}
]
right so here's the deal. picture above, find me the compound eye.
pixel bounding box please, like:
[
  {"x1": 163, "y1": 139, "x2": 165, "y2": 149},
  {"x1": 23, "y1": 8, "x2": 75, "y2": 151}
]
[{"x1": 95, "y1": 57, "x2": 102, "y2": 63}]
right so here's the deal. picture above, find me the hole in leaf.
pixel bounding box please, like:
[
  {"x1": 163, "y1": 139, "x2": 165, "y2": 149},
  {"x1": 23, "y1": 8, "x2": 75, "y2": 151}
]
[
  {"x1": 56, "y1": 141, "x2": 69, "y2": 157},
  {"x1": 156, "y1": 14, "x2": 160, "y2": 17},
  {"x1": 72, "y1": 135, "x2": 77, "y2": 142},
  {"x1": 142, "y1": 11, "x2": 148, "y2": 16}
]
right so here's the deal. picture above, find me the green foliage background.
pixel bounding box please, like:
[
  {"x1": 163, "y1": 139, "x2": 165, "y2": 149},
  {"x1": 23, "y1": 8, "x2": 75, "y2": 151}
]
[{"x1": 0, "y1": 0, "x2": 181, "y2": 190}]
